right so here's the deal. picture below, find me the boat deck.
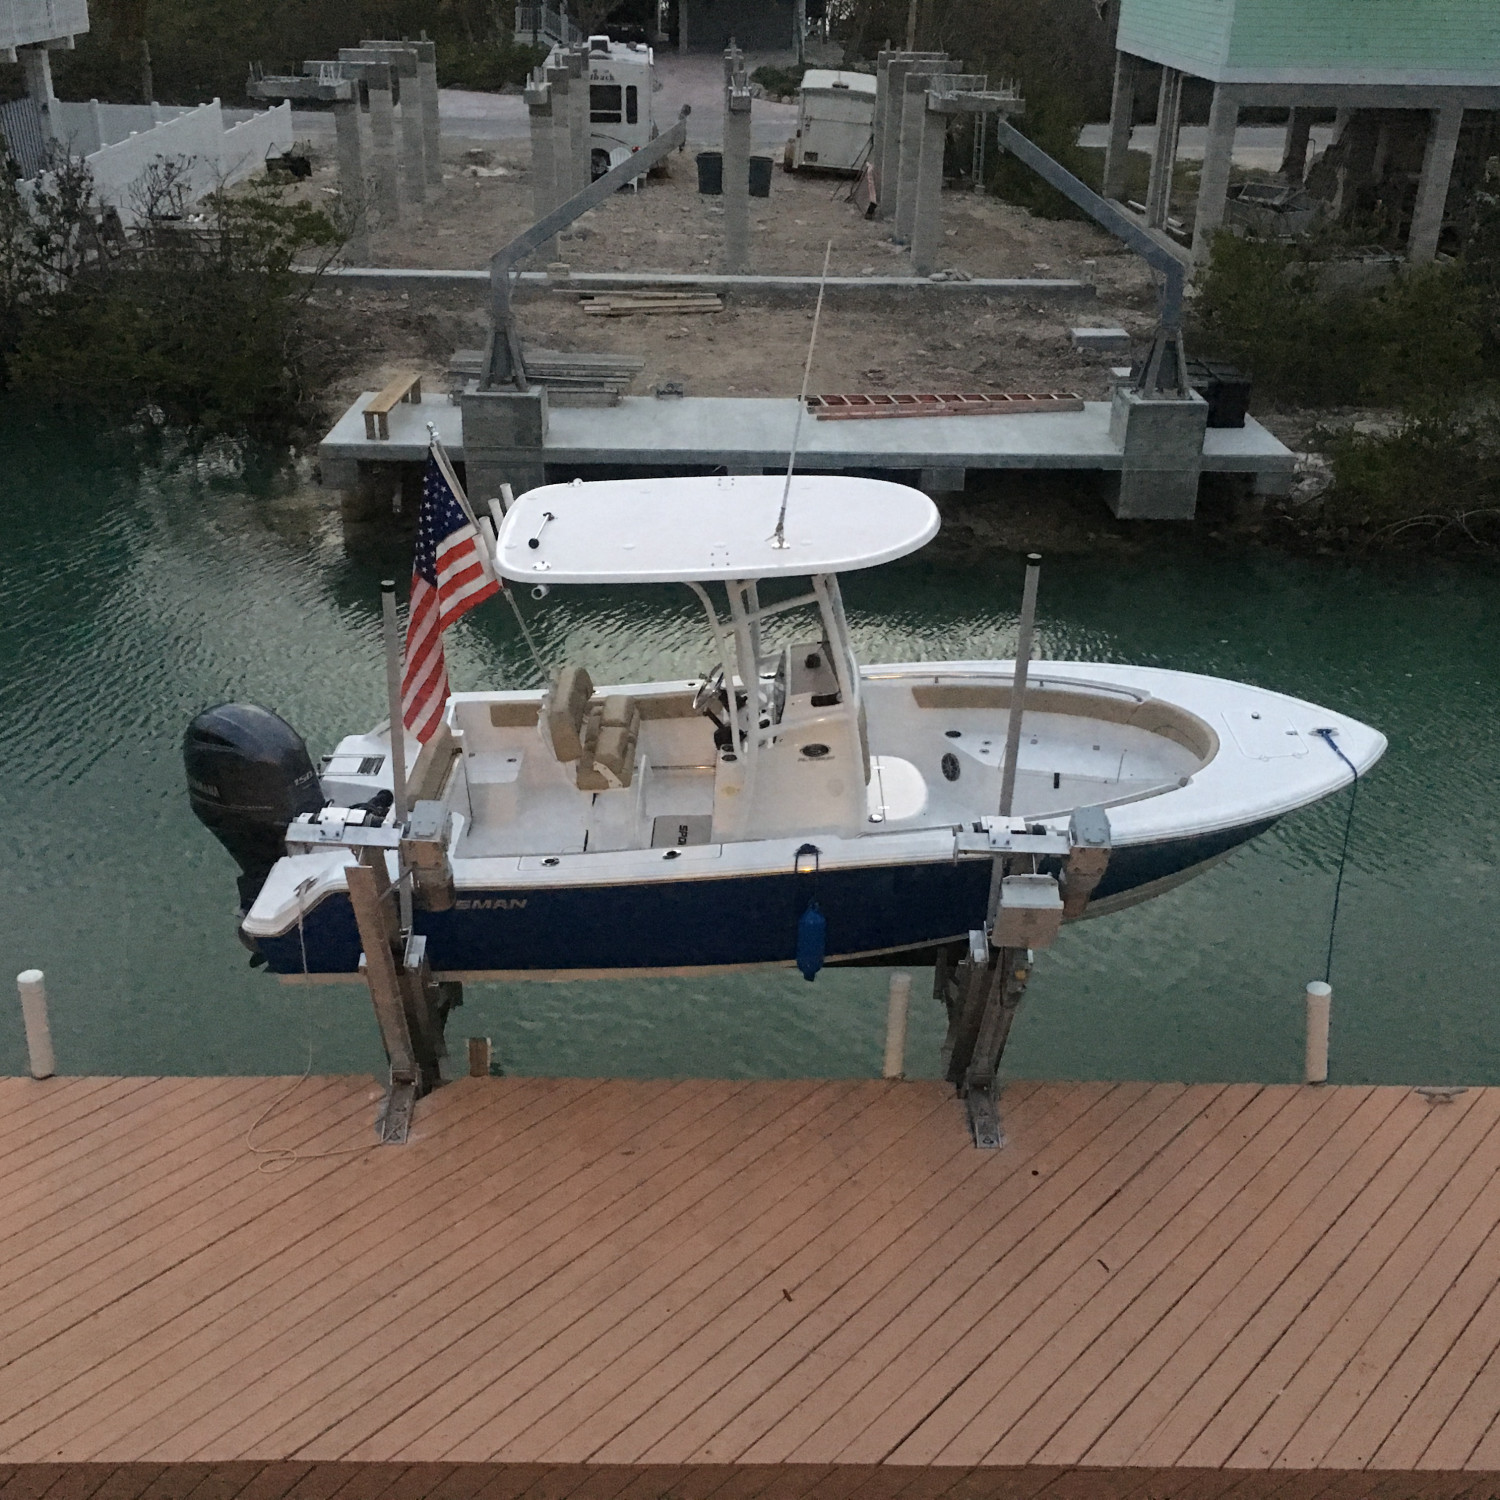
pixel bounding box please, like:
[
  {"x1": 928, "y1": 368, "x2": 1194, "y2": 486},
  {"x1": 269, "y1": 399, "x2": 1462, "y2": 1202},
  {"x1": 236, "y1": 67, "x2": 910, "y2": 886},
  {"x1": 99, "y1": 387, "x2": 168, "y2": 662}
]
[{"x1": 5, "y1": 1075, "x2": 1500, "y2": 1494}]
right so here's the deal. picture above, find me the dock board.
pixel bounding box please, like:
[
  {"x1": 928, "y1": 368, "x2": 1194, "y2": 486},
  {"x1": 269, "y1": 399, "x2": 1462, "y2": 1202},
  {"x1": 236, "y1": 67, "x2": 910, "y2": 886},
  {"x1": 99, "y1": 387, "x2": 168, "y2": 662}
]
[{"x1": 4, "y1": 1077, "x2": 1500, "y2": 1488}]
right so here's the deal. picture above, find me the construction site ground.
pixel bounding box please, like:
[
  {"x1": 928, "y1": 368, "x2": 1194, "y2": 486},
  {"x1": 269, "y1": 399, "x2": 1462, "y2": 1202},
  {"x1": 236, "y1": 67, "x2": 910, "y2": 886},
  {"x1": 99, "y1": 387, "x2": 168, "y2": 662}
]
[{"x1": 308, "y1": 127, "x2": 1166, "y2": 422}]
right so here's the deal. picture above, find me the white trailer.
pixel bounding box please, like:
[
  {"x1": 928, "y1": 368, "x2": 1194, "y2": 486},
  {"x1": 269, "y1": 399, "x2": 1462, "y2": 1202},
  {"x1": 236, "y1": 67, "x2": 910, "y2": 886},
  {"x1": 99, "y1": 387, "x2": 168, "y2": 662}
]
[
  {"x1": 558, "y1": 34, "x2": 655, "y2": 179},
  {"x1": 788, "y1": 69, "x2": 875, "y2": 174}
]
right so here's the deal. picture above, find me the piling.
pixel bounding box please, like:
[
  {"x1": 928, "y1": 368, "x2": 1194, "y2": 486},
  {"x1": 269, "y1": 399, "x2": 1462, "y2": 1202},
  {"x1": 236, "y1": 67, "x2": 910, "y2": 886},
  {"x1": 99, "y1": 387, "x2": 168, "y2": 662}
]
[
  {"x1": 367, "y1": 67, "x2": 401, "y2": 223},
  {"x1": 883, "y1": 971, "x2": 912, "y2": 1078},
  {"x1": 723, "y1": 70, "x2": 753, "y2": 273},
  {"x1": 1305, "y1": 979, "x2": 1331, "y2": 1084},
  {"x1": 467, "y1": 1036, "x2": 493, "y2": 1077},
  {"x1": 16, "y1": 969, "x2": 56, "y2": 1079}
]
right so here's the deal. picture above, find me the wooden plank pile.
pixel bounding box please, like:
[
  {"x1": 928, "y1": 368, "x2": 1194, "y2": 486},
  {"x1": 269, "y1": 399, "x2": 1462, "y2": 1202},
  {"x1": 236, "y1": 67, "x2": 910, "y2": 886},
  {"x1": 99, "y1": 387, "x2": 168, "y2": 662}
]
[
  {"x1": 580, "y1": 290, "x2": 723, "y2": 317},
  {"x1": 448, "y1": 346, "x2": 645, "y2": 407}
]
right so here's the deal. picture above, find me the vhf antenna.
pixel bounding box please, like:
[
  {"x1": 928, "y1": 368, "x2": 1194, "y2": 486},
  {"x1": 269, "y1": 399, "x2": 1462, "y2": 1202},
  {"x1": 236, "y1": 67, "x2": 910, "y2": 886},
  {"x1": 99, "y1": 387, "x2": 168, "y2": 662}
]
[{"x1": 771, "y1": 239, "x2": 833, "y2": 549}]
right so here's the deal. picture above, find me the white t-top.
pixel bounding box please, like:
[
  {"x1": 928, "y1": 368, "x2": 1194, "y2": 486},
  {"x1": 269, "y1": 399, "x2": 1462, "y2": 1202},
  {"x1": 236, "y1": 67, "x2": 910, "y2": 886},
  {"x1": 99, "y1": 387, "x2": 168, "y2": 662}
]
[{"x1": 494, "y1": 475, "x2": 940, "y2": 583}]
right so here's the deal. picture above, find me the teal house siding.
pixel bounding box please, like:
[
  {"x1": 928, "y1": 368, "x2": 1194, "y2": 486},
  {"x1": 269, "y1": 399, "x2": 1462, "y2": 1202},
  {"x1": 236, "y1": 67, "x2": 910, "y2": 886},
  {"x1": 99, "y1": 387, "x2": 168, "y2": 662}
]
[{"x1": 1116, "y1": 0, "x2": 1500, "y2": 84}]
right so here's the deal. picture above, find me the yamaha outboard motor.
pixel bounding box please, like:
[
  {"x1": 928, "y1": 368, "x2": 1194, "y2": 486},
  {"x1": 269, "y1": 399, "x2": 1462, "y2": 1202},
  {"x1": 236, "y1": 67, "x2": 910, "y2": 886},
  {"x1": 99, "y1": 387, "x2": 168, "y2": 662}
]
[{"x1": 184, "y1": 703, "x2": 323, "y2": 910}]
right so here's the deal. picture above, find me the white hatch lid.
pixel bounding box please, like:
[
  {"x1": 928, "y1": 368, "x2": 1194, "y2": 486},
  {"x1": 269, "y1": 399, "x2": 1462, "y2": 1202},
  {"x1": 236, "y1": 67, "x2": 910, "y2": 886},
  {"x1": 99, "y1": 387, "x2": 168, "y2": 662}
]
[{"x1": 494, "y1": 475, "x2": 940, "y2": 584}]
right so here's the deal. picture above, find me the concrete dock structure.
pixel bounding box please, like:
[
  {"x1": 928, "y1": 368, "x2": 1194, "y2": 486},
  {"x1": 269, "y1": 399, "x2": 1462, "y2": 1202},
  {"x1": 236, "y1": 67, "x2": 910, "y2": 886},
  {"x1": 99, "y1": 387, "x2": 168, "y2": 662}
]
[{"x1": 5, "y1": 1073, "x2": 1500, "y2": 1488}]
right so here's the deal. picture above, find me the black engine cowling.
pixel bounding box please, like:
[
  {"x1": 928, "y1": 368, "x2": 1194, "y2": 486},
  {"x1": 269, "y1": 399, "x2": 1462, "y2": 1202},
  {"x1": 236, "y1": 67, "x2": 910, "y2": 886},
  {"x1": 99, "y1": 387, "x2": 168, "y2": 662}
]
[{"x1": 184, "y1": 703, "x2": 323, "y2": 909}]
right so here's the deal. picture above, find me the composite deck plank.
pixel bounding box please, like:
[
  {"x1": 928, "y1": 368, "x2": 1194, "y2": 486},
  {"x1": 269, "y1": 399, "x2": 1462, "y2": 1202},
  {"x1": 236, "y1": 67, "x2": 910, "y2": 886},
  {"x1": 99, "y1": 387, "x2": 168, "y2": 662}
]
[
  {"x1": 891, "y1": 1086, "x2": 1309, "y2": 1468},
  {"x1": 608, "y1": 1084, "x2": 1144, "y2": 1466},
  {"x1": 1232, "y1": 1093, "x2": 1500, "y2": 1467},
  {"x1": 1054, "y1": 1088, "x2": 1398, "y2": 1467},
  {"x1": 47, "y1": 1078, "x2": 663, "y2": 1459},
  {"x1": 8, "y1": 1079, "x2": 1500, "y2": 1480},
  {"x1": 277, "y1": 1081, "x2": 869, "y2": 1463},
  {"x1": 427, "y1": 1083, "x2": 970, "y2": 1464},
  {"x1": 808, "y1": 1084, "x2": 1266, "y2": 1465},
  {"x1": 669, "y1": 1084, "x2": 1188, "y2": 1466},
  {"x1": 218, "y1": 1078, "x2": 817, "y2": 1460}
]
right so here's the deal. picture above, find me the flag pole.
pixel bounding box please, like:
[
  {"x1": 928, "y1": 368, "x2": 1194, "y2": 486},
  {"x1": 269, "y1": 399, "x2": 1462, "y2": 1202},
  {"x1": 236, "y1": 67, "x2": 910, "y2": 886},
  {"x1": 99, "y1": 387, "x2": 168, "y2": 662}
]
[
  {"x1": 381, "y1": 580, "x2": 410, "y2": 828},
  {"x1": 426, "y1": 424, "x2": 550, "y2": 684}
]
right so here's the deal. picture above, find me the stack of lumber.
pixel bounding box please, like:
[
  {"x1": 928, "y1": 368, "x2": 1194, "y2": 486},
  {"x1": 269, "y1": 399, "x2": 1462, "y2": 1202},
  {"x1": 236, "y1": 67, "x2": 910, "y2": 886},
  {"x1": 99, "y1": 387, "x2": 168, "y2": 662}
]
[
  {"x1": 448, "y1": 346, "x2": 644, "y2": 407},
  {"x1": 580, "y1": 291, "x2": 723, "y2": 317}
]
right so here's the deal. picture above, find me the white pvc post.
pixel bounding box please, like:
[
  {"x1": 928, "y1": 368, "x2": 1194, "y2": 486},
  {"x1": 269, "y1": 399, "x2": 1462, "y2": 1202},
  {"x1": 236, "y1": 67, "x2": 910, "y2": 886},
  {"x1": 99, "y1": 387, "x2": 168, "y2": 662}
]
[
  {"x1": 1305, "y1": 981, "x2": 1331, "y2": 1084},
  {"x1": 883, "y1": 971, "x2": 912, "y2": 1079},
  {"x1": 17, "y1": 970, "x2": 56, "y2": 1079}
]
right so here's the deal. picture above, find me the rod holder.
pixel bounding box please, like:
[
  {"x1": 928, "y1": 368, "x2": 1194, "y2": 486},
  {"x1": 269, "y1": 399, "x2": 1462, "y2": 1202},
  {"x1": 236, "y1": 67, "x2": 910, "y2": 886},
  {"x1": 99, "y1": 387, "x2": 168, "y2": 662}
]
[
  {"x1": 883, "y1": 971, "x2": 912, "y2": 1079},
  {"x1": 1305, "y1": 980, "x2": 1331, "y2": 1084},
  {"x1": 16, "y1": 969, "x2": 55, "y2": 1080}
]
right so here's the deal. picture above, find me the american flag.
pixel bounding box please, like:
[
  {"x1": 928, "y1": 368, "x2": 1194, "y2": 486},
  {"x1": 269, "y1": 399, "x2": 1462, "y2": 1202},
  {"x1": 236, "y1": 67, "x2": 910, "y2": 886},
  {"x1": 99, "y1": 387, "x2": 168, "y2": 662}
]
[{"x1": 400, "y1": 451, "x2": 501, "y2": 743}]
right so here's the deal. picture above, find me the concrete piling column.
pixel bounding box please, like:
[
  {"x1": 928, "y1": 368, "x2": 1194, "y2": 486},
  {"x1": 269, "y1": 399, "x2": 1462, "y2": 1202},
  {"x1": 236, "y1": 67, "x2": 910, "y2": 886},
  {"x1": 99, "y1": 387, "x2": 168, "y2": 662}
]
[
  {"x1": 1408, "y1": 106, "x2": 1464, "y2": 265},
  {"x1": 1102, "y1": 51, "x2": 1136, "y2": 200},
  {"x1": 415, "y1": 40, "x2": 442, "y2": 187},
  {"x1": 333, "y1": 98, "x2": 371, "y2": 260},
  {"x1": 723, "y1": 82, "x2": 752, "y2": 272},
  {"x1": 1280, "y1": 107, "x2": 1312, "y2": 182},
  {"x1": 873, "y1": 50, "x2": 891, "y2": 199},
  {"x1": 1191, "y1": 84, "x2": 1239, "y2": 262},
  {"x1": 19, "y1": 46, "x2": 56, "y2": 138},
  {"x1": 397, "y1": 66, "x2": 427, "y2": 206},
  {"x1": 547, "y1": 64, "x2": 573, "y2": 208},
  {"x1": 1144, "y1": 65, "x2": 1182, "y2": 229},
  {"x1": 894, "y1": 68, "x2": 932, "y2": 244},
  {"x1": 877, "y1": 58, "x2": 913, "y2": 219},
  {"x1": 367, "y1": 68, "x2": 401, "y2": 223},
  {"x1": 569, "y1": 48, "x2": 591, "y2": 193},
  {"x1": 526, "y1": 81, "x2": 557, "y2": 256},
  {"x1": 909, "y1": 95, "x2": 947, "y2": 275}
]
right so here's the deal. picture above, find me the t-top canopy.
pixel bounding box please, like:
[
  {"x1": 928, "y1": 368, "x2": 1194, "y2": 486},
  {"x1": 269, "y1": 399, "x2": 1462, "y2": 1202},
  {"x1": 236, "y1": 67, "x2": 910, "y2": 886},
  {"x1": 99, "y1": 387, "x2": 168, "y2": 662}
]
[{"x1": 493, "y1": 475, "x2": 940, "y2": 584}]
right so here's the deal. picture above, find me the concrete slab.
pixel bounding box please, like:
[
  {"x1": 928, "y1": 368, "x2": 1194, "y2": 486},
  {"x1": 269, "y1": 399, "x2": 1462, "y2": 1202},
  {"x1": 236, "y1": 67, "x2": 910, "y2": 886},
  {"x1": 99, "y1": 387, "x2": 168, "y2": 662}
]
[{"x1": 317, "y1": 391, "x2": 1295, "y2": 490}]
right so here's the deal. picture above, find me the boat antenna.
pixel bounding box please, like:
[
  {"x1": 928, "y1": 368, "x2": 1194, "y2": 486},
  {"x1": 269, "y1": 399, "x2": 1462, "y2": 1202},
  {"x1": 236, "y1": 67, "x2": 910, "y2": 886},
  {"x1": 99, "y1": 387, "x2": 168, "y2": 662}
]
[{"x1": 771, "y1": 239, "x2": 833, "y2": 549}]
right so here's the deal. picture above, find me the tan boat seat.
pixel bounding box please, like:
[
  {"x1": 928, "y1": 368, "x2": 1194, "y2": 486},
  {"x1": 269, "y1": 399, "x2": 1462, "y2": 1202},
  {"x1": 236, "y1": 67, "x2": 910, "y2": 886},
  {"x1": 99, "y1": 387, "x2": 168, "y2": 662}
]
[
  {"x1": 593, "y1": 694, "x2": 641, "y2": 788},
  {"x1": 542, "y1": 664, "x2": 594, "y2": 762}
]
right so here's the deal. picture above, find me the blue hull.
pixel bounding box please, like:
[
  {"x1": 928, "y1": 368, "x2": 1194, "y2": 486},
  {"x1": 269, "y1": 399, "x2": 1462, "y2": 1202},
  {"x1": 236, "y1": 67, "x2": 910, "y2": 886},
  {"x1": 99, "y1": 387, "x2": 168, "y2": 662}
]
[{"x1": 257, "y1": 820, "x2": 1273, "y2": 976}]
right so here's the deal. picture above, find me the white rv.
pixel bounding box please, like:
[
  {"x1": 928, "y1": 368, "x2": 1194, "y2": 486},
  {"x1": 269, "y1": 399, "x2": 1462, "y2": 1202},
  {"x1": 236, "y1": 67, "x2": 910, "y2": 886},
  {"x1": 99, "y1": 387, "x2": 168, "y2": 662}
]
[
  {"x1": 789, "y1": 69, "x2": 876, "y2": 174},
  {"x1": 553, "y1": 34, "x2": 655, "y2": 178}
]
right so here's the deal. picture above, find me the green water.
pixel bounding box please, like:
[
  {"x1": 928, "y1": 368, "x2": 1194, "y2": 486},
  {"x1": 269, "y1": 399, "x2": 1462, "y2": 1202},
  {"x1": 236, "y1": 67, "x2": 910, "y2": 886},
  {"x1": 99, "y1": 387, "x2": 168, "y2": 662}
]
[{"x1": 3, "y1": 414, "x2": 1498, "y2": 1086}]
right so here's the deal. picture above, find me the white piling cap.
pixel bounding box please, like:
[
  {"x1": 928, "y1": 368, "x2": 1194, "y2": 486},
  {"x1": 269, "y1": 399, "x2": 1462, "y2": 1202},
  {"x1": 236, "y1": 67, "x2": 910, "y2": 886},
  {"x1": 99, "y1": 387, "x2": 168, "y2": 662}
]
[
  {"x1": 1306, "y1": 981, "x2": 1332, "y2": 998},
  {"x1": 17, "y1": 969, "x2": 44, "y2": 986}
]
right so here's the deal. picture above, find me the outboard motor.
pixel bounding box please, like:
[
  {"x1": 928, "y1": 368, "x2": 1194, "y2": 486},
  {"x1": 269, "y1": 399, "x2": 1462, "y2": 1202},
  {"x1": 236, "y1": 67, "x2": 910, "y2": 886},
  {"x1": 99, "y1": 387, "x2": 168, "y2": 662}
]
[{"x1": 184, "y1": 703, "x2": 324, "y2": 910}]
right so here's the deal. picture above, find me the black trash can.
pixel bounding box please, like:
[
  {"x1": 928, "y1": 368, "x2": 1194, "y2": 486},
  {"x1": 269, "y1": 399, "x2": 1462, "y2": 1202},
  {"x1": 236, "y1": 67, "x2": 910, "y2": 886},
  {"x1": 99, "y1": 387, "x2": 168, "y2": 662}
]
[
  {"x1": 695, "y1": 150, "x2": 723, "y2": 194},
  {"x1": 749, "y1": 154, "x2": 773, "y2": 197}
]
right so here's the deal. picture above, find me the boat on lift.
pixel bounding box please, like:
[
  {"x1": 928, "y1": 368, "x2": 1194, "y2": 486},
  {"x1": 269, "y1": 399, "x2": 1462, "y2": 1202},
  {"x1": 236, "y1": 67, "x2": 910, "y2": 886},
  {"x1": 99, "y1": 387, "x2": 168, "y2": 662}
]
[{"x1": 186, "y1": 473, "x2": 1384, "y2": 980}]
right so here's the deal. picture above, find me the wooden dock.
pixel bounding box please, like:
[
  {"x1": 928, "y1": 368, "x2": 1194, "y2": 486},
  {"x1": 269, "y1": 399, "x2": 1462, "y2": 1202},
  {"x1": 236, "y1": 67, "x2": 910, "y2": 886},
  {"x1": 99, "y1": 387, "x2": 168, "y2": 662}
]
[{"x1": 5, "y1": 1075, "x2": 1500, "y2": 1499}]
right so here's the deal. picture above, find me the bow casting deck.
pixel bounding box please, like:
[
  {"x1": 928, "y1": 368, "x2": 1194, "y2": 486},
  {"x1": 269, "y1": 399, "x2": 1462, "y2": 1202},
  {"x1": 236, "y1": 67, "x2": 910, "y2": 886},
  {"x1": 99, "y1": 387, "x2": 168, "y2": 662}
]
[{"x1": 5, "y1": 1074, "x2": 1500, "y2": 1493}]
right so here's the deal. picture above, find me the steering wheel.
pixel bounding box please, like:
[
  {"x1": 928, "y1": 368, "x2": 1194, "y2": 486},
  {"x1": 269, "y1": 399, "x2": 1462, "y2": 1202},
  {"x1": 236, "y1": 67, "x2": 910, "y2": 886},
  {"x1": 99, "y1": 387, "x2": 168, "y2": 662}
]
[{"x1": 693, "y1": 663, "x2": 728, "y2": 722}]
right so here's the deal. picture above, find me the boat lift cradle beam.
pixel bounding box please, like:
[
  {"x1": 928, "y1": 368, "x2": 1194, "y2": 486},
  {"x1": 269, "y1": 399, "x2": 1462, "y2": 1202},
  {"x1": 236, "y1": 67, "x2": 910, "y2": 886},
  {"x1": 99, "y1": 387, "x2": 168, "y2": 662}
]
[
  {"x1": 990, "y1": 117, "x2": 1190, "y2": 398},
  {"x1": 484, "y1": 107, "x2": 692, "y2": 389},
  {"x1": 942, "y1": 805, "x2": 1113, "y2": 1147}
]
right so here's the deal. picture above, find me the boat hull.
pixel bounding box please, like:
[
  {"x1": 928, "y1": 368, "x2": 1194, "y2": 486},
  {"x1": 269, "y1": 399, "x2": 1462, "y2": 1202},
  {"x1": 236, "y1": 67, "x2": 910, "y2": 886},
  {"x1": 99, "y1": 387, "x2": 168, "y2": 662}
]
[{"x1": 258, "y1": 819, "x2": 1274, "y2": 979}]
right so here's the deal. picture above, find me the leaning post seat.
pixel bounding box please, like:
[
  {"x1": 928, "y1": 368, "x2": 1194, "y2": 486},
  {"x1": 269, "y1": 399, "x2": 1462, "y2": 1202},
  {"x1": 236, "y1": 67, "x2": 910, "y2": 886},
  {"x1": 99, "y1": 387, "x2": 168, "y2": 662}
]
[
  {"x1": 593, "y1": 695, "x2": 641, "y2": 788},
  {"x1": 541, "y1": 664, "x2": 595, "y2": 762}
]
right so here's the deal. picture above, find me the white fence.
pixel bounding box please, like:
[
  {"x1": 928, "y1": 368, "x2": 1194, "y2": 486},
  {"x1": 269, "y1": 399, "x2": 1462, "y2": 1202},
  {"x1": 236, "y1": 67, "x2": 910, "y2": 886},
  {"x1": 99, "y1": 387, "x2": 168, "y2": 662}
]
[{"x1": 36, "y1": 99, "x2": 295, "y2": 226}]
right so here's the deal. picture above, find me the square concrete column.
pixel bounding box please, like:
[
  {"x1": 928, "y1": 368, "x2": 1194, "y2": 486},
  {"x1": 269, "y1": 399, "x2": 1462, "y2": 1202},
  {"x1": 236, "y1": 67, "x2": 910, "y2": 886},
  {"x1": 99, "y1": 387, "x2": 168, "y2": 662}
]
[
  {"x1": 547, "y1": 63, "x2": 573, "y2": 207},
  {"x1": 333, "y1": 98, "x2": 371, "y2": 260},
  {"x1": 415, "y1": 40, "x2": 442, "y2": 187},
  {"x1": 723, "y1": 84, "x2": 752, "y2": 272},
  {"x1": 1108, "y1": 385, "x2": 1208, "y2": 520},
  {"x1": 1280, "y1": 107, "x2": 1312, "y2": 181},
  {"x1": 568, "y1": 48, "x2": 591, "y2": 194},
  {"x1": 19, "y1": 46, "x2": 56, "y2": 138},
  {"x1": 909, "y1": 96, "x2": 947, "y2": 276},
  {"x1": 366, "y1": 69, "x2": 401, "y2": 223},
  {"x1": 526, "y1": 81, "x2": 557, "y2": 256},
  {"x1": 397, "y1": 65, "x2": 427, "y2": 206},
  {"x1": 894, "y1": 68, "x2": 934, "y2": 243},
  {"x1": 1191, "y1": 85, "x2": 1239, "y2": 263},
  {"x1": 877, "y1": 58, "x2": 913, "y2": 219},
  {"x1": 873, "y1": 51, "x2": 891, "y2": 200},
  {"x1": 1145, "y1": 65, "x2": 1182, "y2": 229},
  {"x1": 1408, "y1": 106, "x2": 1464, "y2": 265},
  {"x1": 1102, "y1": 51, "x2": 1136, "y2": 200}
]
